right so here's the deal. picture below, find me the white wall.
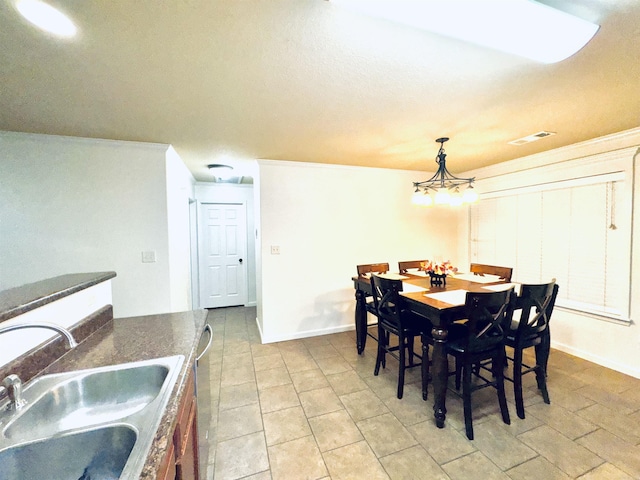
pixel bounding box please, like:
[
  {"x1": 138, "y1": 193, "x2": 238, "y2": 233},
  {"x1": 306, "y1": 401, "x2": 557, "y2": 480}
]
[
  {"x1": 194, "y1": 182, "x2": 257, "y2": 307},
  {"x1": 256, "y1": 160, "x2": 464, "y2": 343},
  {"x1": 0, "y1": 131, "x2": 194, "y2": 317},
  {"x1": 465, "y1": 127, "x2": 640, "y2": 378},
  {"x1": 166, "y1": 146, "x2": 196, "y2": 313}
]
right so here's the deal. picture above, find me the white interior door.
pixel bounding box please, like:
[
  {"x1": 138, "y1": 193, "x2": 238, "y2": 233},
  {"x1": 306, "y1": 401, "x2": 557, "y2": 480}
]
[{"x1": 199, "y1": 203, "x2": 248, "y2": 308}]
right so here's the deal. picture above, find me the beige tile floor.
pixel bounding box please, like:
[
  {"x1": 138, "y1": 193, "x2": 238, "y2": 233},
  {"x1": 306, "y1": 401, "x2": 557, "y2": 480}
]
[{"x1": 197, "y1": 307, "x2": 640, "y2": 480}]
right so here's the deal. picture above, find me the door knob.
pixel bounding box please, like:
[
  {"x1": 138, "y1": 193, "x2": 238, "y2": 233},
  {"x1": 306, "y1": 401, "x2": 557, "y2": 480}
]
[{"x1": 239, "y1": 258, "x2": 243, "y2": 263}]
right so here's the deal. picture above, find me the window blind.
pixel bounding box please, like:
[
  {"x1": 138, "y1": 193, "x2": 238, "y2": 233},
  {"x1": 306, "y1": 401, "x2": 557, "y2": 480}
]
[{"x1": 470, "y1": 177, "x2": 630, "y2": 321}]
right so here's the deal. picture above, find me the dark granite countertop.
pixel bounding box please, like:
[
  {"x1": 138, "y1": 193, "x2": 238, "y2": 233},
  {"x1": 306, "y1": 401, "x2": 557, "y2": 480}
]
[
  {"x1": 0, "y1": 272, "x2": 117, "y2": 322},
  {"x1": 40, "y1": 308, "x2": 208, "y2": 479}
]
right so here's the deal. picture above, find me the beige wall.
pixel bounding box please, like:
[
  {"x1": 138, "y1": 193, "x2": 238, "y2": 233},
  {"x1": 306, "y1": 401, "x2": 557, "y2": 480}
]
[{"x1": 256, "y1": 159, "x2": 465, "y2": 343}]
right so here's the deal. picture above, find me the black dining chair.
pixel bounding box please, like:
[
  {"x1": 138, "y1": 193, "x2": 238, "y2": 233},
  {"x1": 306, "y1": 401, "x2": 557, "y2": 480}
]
[
  {"x1": 470, "y1": 263, "x2": 513, "y2": 282},
  {"x1": 446, "y1": 288, "x2": 514, "y2": 440},
  {"x1": 503, "y1": 280, "x2": 558, "y2": 419},
  {"x1": 356, "y1": 263, "x2": 390, "y2": 346},
  {"x1": 371, "y1": 274, "x2": 432, "y2": 399}
]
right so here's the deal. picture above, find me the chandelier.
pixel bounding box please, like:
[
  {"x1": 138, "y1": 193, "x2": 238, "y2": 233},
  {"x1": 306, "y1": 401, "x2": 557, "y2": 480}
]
[{"x1": 412, "y1": 137, "x2": 478, "y2": 207}]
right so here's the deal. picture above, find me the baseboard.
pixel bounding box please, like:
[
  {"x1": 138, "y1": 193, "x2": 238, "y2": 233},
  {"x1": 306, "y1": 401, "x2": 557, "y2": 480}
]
[
  {"x1": 260, "y1": 323, "x2": 355, "y2": 344},
  {"x1": 551, "y1": 340, "x2": 640, "y2": 379},
  {"x1": 255, "y1": 316, "x2": 264, "y2": 343}
]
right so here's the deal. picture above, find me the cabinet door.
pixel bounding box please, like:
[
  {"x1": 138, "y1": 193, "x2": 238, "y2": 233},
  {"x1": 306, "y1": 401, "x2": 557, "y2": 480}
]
[
  {"x1": 175, "y1": 370, "x2": 199, "y2": 480},
  {"x1": 158, "y1": 442, "x2": 177, "y2": 480},
  {"x1": 176, "y1": 400, "x2": 199, "y2": 480}
]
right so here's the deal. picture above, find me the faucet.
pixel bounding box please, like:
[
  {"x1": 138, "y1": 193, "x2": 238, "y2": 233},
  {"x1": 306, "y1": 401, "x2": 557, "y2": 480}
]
[
  {"x1": 0, "y1": 321, "x2": 78, "y2": 348},
  {"x1": 1, "y1": 375, "x2": 27, "y2": 411},
  {"x1": 0, "y1": 322, "x2": 78, "y2": 411}
]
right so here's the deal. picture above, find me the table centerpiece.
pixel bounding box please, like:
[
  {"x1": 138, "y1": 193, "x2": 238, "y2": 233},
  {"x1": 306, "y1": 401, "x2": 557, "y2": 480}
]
[{"x1": 423, "y1": 260, "x2": 457, "y2": 286}]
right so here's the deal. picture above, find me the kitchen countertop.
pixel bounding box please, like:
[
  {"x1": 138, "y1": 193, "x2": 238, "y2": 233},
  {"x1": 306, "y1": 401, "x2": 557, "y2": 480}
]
[
  {"x1": 0, "y1": 272, "x2": 207, "y2": 478},
  {"x1": 42, "y1": 308, "x2": 208, "y2": 479},
  {"x1": 0, "y1": 272, "x2": 117, "y2": 322}
]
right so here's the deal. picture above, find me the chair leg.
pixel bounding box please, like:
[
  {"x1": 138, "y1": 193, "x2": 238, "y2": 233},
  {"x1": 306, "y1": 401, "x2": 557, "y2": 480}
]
[
  {"x1": 513, "y1": 348, "x2": 525, "y2": 419},
  {"x1": 535, "y1": 330, "x2": 551, "y2": 377},
  {"x1": 535, "y1": 364, "x2": 550, "y2": 405},
  {"x1": 408, "y1": 335, "x2": 415, "y2": 366},
  {"x1": 495, "y1": 351, "x2": 511, "y2": 426},
  {"x1": 455, "y1": 358, "x2": 462, "y2": 390},
  {"x1": 374, "y1": 326, "x2": 385, "y2": 376},
  {"x1": 397, "y1": 333, "x2": 406, "y2": 399},
  {"x1": 462, "y1": 362, "x2": 474, "y2": 440},
  {"x1": 383, "y1": 329, "x2": 389, "y2": 369},
  {"x1": 421, "y1": 337, "x2": 430, "y2": 401}
]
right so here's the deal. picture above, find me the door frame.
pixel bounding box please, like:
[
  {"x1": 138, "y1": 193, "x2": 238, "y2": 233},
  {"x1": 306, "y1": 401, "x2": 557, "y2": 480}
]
[{"x1": 193, "y1": 184, "x2": 256, "y2": 309}]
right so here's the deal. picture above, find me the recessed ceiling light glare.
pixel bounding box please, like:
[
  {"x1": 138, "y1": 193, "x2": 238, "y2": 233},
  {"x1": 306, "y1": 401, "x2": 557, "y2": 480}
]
[
  {"x1": 15, "y1": 0, "x2": 77, "y2": 37},
  {"x1": 331, "y1": 0, "x2": 599, "y2": 63}
]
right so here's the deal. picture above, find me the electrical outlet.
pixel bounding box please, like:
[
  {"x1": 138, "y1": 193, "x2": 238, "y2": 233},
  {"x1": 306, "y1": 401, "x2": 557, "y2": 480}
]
[{"x1": 270, "y1": 245, "x2": 280, "y2": 255}]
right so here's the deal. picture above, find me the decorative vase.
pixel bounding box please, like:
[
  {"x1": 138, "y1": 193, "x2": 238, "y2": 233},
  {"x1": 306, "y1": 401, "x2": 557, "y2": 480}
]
[{"x1": 429, "y1": 271, "x2": 447, "y2": 287}]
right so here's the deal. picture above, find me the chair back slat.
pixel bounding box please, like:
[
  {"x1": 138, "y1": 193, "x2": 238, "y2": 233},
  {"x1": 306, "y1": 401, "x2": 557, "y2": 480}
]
[
  {"x1": 508, "y1": 279, "x2": 557, "y2": 343},
  {"x1": 370, "y1": 275, "x2": 403, "y2": 328},
  {"x1": 470, "y1": 263, "x2": 513, "y2": 281},
  {"x1": 463, "y1": 289, "x2": 514, "y2": 353},
  {"x1": 398, "y1": 260, "x2": 428, "y2": 274},
  {"x1": 357, "y1": 263, "x2": 389, "y2": 277}
]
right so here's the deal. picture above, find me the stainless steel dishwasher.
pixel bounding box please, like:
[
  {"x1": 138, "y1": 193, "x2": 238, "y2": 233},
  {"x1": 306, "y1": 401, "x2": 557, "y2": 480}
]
[{"x1": 195, "y1": 322, "x2": 213, "y2": 477}]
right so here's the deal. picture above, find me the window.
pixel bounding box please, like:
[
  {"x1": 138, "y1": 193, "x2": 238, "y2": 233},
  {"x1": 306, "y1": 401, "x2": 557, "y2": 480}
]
[{"x1": 470, "y1": 156, "x2": 632, "y2": 322}]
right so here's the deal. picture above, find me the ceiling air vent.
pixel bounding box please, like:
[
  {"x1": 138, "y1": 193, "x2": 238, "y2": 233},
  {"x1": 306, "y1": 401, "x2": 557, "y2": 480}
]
[{"x1": 508, "y1": 131, "x2": 556, "y2": 145}]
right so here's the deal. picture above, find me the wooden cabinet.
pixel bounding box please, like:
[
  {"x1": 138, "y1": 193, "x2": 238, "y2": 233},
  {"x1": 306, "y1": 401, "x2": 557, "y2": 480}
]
[
  {"x1": 158, "y1": 367, "x2": 199, "y2": 480},
  {"x1": 157, "y1": 442, "x2": 177, "y2": 480}
]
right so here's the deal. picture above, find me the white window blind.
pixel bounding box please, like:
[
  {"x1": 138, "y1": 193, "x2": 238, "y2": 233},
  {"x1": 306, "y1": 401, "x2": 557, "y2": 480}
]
[{"x1": 470, "y1": 177, "x2": 630, "y2": 321}]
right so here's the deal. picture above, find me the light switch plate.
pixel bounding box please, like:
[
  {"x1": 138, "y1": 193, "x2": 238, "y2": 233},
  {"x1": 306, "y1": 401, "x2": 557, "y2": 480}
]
[{"x1": 142, "y1": 251, "x2": 157, "y2": 263}]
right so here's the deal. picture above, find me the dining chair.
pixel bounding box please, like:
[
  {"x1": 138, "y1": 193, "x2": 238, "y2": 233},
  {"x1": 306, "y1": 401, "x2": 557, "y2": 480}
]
[
  {"x1": 502, "y1": 280, "x2": 558, "y2": 419},
  {"x1": 470, "y1": 263, "x2": 513, "y2": 282},
  {"x1": 537, "y1": 282, "x2": 559, "y2": 376},
  {"x1": 356, "y1": 263, "x2": 390, "y2": 347},
  {"x1": 398, "y1": 260, "x2": 428, "y2": 274},
  {"x1": 446, "y1": 288, "x2": 514, "y2": 440},
  {"x1": 370, "y1": 274, "x2": 432, "y2": 399}
]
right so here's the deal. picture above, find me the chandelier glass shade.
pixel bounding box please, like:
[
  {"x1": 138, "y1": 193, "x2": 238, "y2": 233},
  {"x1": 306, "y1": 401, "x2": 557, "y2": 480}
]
[{"x1": 412, "y1": 137, "x2": 478, "y2": 207}]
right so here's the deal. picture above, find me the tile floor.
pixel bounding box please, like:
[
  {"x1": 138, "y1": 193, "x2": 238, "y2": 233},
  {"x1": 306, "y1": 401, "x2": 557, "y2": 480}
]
[{"x1": 197, "y1": 307, "x2": 640, "y2": 480}]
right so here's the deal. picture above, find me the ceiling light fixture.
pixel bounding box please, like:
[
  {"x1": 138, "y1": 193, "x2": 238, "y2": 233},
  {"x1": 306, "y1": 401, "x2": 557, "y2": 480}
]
[
  {"x1": 207, "y1": 163, "x2": 235, "y2": 180},
  {"x1": 330, "y1": 0, "x2": 599, "y2": 63},
  {"x1": 14, "y1": 0, "x2": 77, "y2": 38},
  {"x1": 412, "y1": 137, "x2": 478, "y2": 207}
]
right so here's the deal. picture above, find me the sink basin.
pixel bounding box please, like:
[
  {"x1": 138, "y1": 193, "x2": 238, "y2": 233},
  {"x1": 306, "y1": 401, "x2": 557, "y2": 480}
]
[
  {"x1": 0, "y1": 355, "x2": 184, "y2": 478},
  {"x1": 4, "y1": 363, "x2": 169, "y2": 440},
  {"x1": 0, "y1": 425, "x2": 137, "y2": 480}
]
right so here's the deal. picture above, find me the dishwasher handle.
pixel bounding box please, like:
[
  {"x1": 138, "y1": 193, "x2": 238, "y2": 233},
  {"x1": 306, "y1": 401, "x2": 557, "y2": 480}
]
[{"x1": 196, "y1": 323, "x2": 213, "y2": 363}]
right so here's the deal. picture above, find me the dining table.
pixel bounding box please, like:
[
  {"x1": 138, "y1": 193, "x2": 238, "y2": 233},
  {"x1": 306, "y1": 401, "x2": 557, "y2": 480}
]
[{"x1": 352, "y1": 271, "x2": 512, "y2": 429}]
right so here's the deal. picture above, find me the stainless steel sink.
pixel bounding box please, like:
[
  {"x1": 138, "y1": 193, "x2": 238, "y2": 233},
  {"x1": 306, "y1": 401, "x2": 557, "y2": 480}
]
[
  {"x1": 4, "y1": 362, "x2": 169, "y2": 440},
  {"x1": 0, "y1": 424, "x2": 137, "y2": 480},
  {"x1": 0, "y1": 355, "x2": 185, "y2": 479}
]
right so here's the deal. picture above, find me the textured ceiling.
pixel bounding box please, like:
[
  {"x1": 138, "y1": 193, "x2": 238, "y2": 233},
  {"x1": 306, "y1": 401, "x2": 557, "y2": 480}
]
[{"x1": 0, "y1": 0, "x2": 639, "y2": 181}]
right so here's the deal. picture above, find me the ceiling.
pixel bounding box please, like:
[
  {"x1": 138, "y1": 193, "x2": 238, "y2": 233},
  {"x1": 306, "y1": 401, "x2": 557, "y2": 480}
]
[{"x1": 1, "y1": 0, "x2": 639, "y2": 182}]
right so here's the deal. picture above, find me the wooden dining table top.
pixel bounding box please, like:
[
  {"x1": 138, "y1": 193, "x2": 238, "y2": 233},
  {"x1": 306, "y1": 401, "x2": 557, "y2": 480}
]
[{"x1": 353, "y1": 272, "x2": 513, "y2": 323}]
